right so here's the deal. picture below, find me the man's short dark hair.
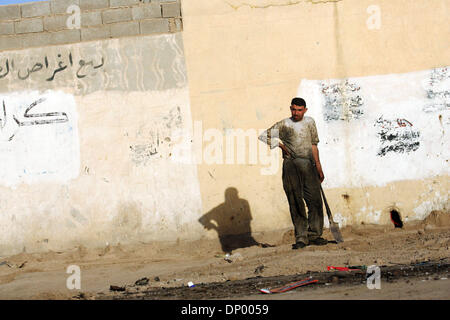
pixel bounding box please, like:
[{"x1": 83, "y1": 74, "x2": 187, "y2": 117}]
[{"x1": 291, "y1": 97, "x2": 306, "y2": 107}]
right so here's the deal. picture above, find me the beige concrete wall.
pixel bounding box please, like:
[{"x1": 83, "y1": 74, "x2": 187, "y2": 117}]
[
  {"x1": 0, "y1": 32, "x2": 205, "y2": 256},
  {"x1": 0, "y1": 0, "x2": 448, "y2": 256},
  {"x1": 181, "y1": 0, "x2": 449, "y2": 236}
]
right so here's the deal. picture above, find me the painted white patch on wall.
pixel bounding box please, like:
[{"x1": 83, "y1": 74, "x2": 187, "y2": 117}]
[
  {"x1": 297, "y1": 67, "x2": 450, "y2": 188},
  {"x1": 0, "y1": 90, "x2": 80, "y2": 186},
  {"x1": 131, "y1": 88, "x2": 204, "y2": 235},
  {"x1": 413, "y1": 191, "x2": 449, "y2": 220},
  {"x1": 76, "y1": 87, "x2": 205, "y2": 242},
  {"x1": 330, "y1": 212, "x2": 346, "y2": 228}
]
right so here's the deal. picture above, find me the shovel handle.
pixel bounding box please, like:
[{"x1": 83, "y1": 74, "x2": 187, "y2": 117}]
[
  {"x1": 320, "y1": 185, "x2": 333, "y2": 222},
  {"x1": 311, "y1": 160, "x2": 334, "y2": 222}
]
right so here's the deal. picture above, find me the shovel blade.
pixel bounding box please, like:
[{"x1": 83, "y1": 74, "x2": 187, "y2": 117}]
[{"x1": 330, "y1": 222, "x2": 344, "y2": 243}]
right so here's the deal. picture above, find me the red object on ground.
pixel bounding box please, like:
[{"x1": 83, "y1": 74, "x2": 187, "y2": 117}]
[
  {"x1": 259, "y1": 278, "x2": 318, "y2": 294},
  {"x1": 327, "y1": 266, "x2": 361, "y2": 271}
]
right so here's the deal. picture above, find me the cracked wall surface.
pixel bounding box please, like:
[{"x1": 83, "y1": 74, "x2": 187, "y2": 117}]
[{"x1": 225, "y1": 0, "x2": 343, "y2": 10}]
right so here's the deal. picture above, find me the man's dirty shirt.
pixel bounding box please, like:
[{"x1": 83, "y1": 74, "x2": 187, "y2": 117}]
[{"x1": 258, "y1": 116, "x2": 319, "y2": 160}]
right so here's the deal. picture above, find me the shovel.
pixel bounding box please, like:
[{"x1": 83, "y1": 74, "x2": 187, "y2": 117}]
[{"x1": 320, "y1": 185, "x2": 344, "y2": 243}]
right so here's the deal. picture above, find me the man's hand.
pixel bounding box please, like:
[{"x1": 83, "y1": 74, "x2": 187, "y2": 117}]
[
  {"x1": 311, "y1": 144, "x2": 324, "y2": 182},
  {"x1": 279, "y1": 143, "x2": 292, "y2": 158},
  {"x1": 315, "y1": 162, "x2": 325, "y2": 183}
]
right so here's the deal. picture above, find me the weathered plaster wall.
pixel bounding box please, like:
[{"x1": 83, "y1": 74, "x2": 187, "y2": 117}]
[
  {"x1": 297, "y1": 68, "x2": 449, "y2": 226},
  {"x1": 181, "y1": 0, "x2": 449, "y2": 237},
  {"x1": 0, "y1": 0, "x2": 448, "y2": 255},
  {"x1": 0, "y1": 31, "x2": 204, "y2": 255}
]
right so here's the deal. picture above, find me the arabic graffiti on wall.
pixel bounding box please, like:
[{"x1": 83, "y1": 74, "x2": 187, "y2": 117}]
[
  {"x1": 1, "y1": 97, "x2": 70, "y2": 143},
  {"x1": 130, "y1": 106, "x2": 184, "y2": 165},
  {"x1": 0, "y1": 33, "x2": 187, "y2": 96},
  {"x1": 297, "y1": 67, "x2": 449, "y2": 188},
  {"x1": 374, "y1": 116, "x2": 421, "y2": 157},
  {"x1": 0, "y1": 52, "x2": 104, "y2": 82},
  {"x1": 423, "y1": 67, "x2": 450, "y2": 126},
  {"x1": 0, "y1": 91, "x2": 80, "y2": 186},
  {"x1": 320, "y1": 80, "x2": 364, "y2": 121}
]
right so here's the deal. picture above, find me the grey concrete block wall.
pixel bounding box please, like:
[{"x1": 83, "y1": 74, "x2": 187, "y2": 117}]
[
  {"x1": 0, "y1": 34, "x2": 22, "y2": 51},
  {"x1": 20, "y1": 31, "x2": 51, "y2": 48},
  {"x1": 161, "y1": 2, "x2": 181, "y2": 18},
  {"x1": 110, "y1": 0, "x2": 140, "y2": 7},
  {"x1": 110, "y1": 21, "x2": 139, "y2": 38},
  {"x1": 21, "y1": 1, "x2": 51, "y2": 18},
  {"x1": 81, "y1": 11, "x2": 103, "y2": 28},
  {"x1": 0, "y1": 21, "x2": 14, "y2": 35},
  {"x1": 79, "y1": 0, "x2": 110, "y2": 11},
  {"x1": 132, "y1": 3, "x2": 161, "y2": 20},
  {"x1": 50, "y1": 0, "x2": 80, "y2": 15},
  {"x1": 50, "y1": 28, "x2": 81, "y2": 45},
  {"x1": 81, "y1": 25, "x2": 111, "y2": 41},
  {"x1": 15, "y1": 18, "x2": 44, "y2": 34},
  {"x1": 169, "y1": 18, "x2": 183, "y2": 33},
  {"x1": 140, "y1": 18, "x2": 170, "y2": 35},
  {"x1": 102, "y1": 7, "x2": 132, "y2": 24},
  {"x1": 0, "y1": 0, "x2": 183, "y2": 52},
  {"x1": 0, "y1": 5, "x2": 20, "y2": 20},
  {"x1": 44, "y1": 14, "x2": 70, "y2": 32}
]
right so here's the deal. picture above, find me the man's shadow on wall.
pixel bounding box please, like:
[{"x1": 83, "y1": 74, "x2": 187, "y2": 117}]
[{"x1": 198, "y1": 187, "x2": 274, "y2": 254}]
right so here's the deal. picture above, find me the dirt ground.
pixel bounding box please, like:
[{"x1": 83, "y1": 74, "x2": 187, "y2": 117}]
[{"x1": 0, "y1": 210, "x2": 449, "y2": 300}]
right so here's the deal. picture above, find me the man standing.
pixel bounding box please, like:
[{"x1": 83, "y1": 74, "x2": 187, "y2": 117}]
[{"x1": 259, "y1": 97, "x2": 327, "y2": 249}]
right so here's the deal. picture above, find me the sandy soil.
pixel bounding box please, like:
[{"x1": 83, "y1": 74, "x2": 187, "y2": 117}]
[{"x1": 0, "y1": 210, "x2": 449, "y2": 300}]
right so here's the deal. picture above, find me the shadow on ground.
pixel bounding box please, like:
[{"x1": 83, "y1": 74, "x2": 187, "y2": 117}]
[{"x1": 198, "y1": 187, "x2": 273, "y2": 253}]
